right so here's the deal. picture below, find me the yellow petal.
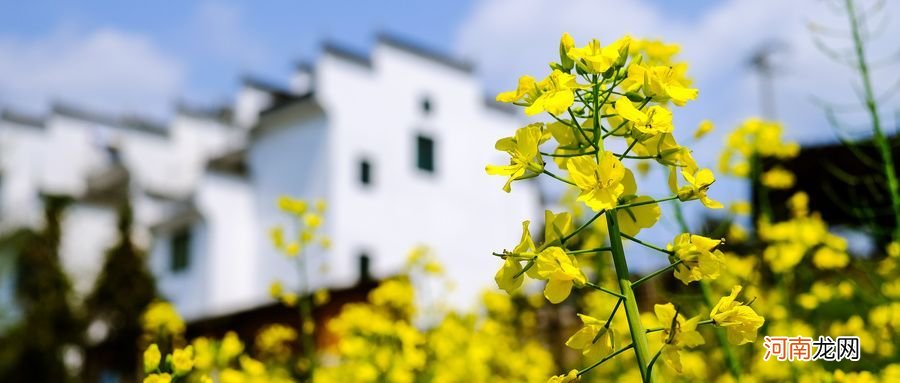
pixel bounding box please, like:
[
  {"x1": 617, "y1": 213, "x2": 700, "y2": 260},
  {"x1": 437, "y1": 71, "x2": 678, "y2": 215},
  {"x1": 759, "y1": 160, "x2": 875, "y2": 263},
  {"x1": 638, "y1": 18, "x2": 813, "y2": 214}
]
[{"x1": 544, "y1": 278, "x2": 573, "y2": 304}]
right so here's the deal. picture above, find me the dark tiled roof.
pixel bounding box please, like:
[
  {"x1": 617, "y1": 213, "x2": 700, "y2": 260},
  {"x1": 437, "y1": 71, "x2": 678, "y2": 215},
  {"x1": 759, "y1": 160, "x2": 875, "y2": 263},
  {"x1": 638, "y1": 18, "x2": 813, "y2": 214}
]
[
  {"x1": 376, "y1": 33, "x2": 473, "y2": 73},
  {"x1": 207, "y1": 148, "x2": 248, "y2": 177},
  {"x1": 259, "y1": 91, "x2": 317, "y2": 117},
  {"x1": 176, "y1": 101, "x2": 234, "y2": 123},
  {"x1": 322, "y1": 42, "x2": 372, "y2": 68},
  {"x1": 0, "y1": 108, "x2": 44, "y2": 128},
  {"x1": 51, "y1": 102, "x2": 168, "y2": 137}
]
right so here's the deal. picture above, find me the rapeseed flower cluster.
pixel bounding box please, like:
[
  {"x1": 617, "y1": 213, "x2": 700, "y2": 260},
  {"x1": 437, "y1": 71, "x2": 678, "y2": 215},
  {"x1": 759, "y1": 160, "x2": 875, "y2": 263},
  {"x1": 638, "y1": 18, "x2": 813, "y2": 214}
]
[
  {"x1": 488, "y1": 33, "x2": 763, "y2": 382},
  {"x1": 315, "y1": 250, "x2": 554, "y2": 383}
]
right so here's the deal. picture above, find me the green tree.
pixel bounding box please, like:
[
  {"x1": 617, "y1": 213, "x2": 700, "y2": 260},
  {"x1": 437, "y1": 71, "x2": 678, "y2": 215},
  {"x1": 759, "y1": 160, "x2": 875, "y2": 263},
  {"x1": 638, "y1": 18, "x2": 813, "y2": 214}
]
[
  {"x1": 0, "y1": 195, "x2": 83, "y2": 383},
  {"x1": 83, "y1": 200, "x2": 157, "y2": 383}
]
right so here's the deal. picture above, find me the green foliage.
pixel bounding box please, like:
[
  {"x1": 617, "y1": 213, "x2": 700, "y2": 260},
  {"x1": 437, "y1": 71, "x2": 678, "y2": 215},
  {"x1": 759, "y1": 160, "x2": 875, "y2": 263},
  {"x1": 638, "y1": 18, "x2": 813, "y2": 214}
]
[
  {"x1": 0, "y1": 195, "x2": 83, "y2": 383},
  {"x1": 83, "y1": 200, "x2": 158, "y2": 382}
]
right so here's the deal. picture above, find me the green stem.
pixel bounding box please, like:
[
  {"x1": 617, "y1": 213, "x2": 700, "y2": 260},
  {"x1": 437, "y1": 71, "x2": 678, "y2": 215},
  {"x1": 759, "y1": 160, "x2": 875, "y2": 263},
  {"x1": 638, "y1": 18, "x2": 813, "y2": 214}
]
[
  {"x1": 559, "y1": 209, "x2": 606, "y2": 245},
  {"x1": 632, "y1": 260, "x2": 682, "y2": 287},
  {"x1": 577, "y1": 343, "x2": 634, "y2": 376},
  {"x1": 619, "y1": 139, "x2": 640, "y2": 160},
  {"x1": 604, "y1": 298, "x2": 623, "y2": 328},
  {"x1": 541, "y1": 169, "x2": 576, "y2": 186},
  {"x1": 620, "y1": 233, "x2": 673, "y2": 255},
  {"x1": 296, "y1": 256, "x2": 316, "y2": 378},
  {"x1": 585, "y1": 281, "x2": 627, "y2": 299},
  {"x1": 845, "y1": 0, "x2": 900, "y2": 241},
  {"x1": 605, "y1": 210, "x2": 655, "y2": 382},
  {"x1": 645, "y1": 348, "x2": 664, "y2": 383},
  {"x1": 616, "y1": 195, "x2": 678, "y2": 210},
  {"x1": 646, "y1": 319, "x2": 716, "y2": 333},
  {"x1": 567, "y1": 247, "x2": 612, "y2": 255}
]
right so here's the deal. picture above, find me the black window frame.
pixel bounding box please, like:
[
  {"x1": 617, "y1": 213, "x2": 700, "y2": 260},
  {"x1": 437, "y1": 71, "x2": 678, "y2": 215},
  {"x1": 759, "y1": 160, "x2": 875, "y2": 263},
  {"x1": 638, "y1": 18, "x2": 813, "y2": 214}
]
[
  {"x1": 359, "y1": 158, "x2": 373, "y2": 186},
  {"x1": 170, "y1": 227, "x2": 192, "y2": 273},
  {"x1": 421, "y1": 96, "x2": 433, "y2": 115},
  {"x1": 415, "y1": 134, "x2": 435, "y2": 173}
]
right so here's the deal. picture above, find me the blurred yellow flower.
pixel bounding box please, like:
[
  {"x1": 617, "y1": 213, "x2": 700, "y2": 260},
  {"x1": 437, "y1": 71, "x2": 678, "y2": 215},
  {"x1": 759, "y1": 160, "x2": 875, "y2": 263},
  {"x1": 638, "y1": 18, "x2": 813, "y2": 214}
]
[
  {"x1": 143, "y1": 344, "x2": 160, "y2": 373},
  {"x1": 693, "y1": 120, "x2": 714, "y2": 139},
  {"x1": 143, "y1": 373, "x2": 172, "y2": 383},
  {"x1": 761, "y1": 166, "x2": 795, "y2": 189},
  {"x1": 142, "y1": 301, "x2": 185, "y2": 335},
  {"x1": 547, "y1": 369, "x2": 580, "y2": 383},
  {"x1": 171, "y1": 346, "x2": 194, "y2": 376}
]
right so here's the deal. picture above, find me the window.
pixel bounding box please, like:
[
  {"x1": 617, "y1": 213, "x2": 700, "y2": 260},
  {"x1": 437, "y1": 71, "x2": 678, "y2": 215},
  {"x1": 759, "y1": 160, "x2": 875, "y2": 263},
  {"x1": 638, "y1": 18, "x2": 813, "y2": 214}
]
[
  {"x1": 170, "y1": 227, "x2": 192, "y2": 272},
  {"x1": 359, "y1": 159, "x2": 372, "y2": 186},
  {"x1": 421, "y1": 96, "x2": 433, "y2": 115},
  {"x1": 416, "y1": 135, "x2": 435, "y2": 173},
  {"x1": 358, "y1": 253, "x2": 372, "y2": 283}
]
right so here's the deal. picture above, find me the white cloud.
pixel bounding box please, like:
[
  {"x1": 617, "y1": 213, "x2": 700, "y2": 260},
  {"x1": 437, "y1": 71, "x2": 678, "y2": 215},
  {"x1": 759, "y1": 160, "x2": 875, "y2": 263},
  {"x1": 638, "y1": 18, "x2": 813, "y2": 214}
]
[{"x1": 0, "y1": 28, "x2": 184, "y2": 117}]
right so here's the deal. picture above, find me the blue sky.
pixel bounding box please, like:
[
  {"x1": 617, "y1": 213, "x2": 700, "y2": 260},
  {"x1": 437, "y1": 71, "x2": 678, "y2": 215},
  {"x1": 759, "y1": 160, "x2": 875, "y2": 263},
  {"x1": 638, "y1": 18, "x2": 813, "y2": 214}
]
[
  {"x1": 0, "y1": 0, "x2": 719, "y2": 114},
  {"x1": 0, "y1": 1, "x2": 474, "y2": 110}
]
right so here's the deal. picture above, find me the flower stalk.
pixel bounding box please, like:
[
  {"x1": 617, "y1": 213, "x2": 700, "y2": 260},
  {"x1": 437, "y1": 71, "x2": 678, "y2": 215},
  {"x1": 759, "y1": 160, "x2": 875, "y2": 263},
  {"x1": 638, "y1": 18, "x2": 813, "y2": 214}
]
[{"x1": 606, "y1": 210, "x2": 656, "y2": 382}]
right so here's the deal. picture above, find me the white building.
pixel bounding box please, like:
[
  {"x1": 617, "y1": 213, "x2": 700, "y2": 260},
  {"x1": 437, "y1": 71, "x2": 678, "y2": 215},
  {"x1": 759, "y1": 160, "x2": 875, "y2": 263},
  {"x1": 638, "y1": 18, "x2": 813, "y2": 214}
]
[{"x1": 0, "y1": 34, "x2": 541, "y2": 323}]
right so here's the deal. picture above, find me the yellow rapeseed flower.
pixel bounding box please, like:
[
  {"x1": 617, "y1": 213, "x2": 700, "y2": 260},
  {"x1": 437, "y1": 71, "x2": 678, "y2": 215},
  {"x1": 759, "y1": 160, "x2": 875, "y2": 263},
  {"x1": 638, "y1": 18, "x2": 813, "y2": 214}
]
[
  {"x1": 668, "y1": 233, "x2": 725, "y2": 284},
  {"x1": 693, "y1": 120, "x2": 714, "y2": 139},
  {"x1": 143, "y1": 344, "x2": 161, "y2": 373},
  {"x1": 528, "y1": 70, "x2": 586, "y2": 116},
  {"x1": 761, "y1": 166, "x2": 795, "y2": 189},
  {"x1": 654, "y1": 303, "x2": 705, "y2": 373},
  {"x1": 622, "y1": 64, "x2": 698, "y2": 106},
  {"x1": 710, "y1": 286, "x2": 765, "y2": 345},
  {"x1": 143, "y1": 373, "x2": 172, "y2": 383},
  {"x1": 567, "y1": 152, "x2": 628, "y2": 211},
  {"x1": 614, "y1": 97, "x2": 673, "y2": 137},
  {"x1": 565, "y1": 314, "x2": 614, "y2": 360},
  {"x1": 277, "y1": 196, "x2": 307, "y2": 215},
  {"x1": 171, "y1": 346, "x2": 194, "y2": 376},
  {"x1": 486, "y1": 124, "x2": 546, "y2": 192},
  {"x1": 670, "y1": 167, "x2": 723, "y2": 209},
  {"x1": 547, "y1": 369, "x2": 580, "y2": 383},
  {"x1": 142, "y1": 301, "x2": 185, "y2": 335},
  {"x1": 566, "y1": 36, "x2": 630, "y2": 74},
  {"x1": 534, "y1": 247, "x2": 587, "y2": 303}
]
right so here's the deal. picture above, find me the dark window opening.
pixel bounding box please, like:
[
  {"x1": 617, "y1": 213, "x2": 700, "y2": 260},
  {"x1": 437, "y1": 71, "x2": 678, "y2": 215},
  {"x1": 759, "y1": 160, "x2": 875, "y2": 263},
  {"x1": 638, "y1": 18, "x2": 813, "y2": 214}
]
[
  {"x1": 421, "y1": 97, "x2": 433, "y2": 114},
  {"x1": 416, "y1": 135, "x2": 435, "y2": 173},
  {"x1": 358, "y1": 253, "x2": 372, "y2": 284},
  {"x1": 170, "y1": 228, "x2": 192, "y2": 272},
  {"x1": 359, "y1": 159, "x2": 372, "y2": 186}
]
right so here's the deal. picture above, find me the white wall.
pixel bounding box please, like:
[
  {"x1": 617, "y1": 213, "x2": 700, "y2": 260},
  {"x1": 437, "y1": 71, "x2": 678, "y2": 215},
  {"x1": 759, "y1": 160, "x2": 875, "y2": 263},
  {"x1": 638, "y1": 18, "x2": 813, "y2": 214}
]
[
  {"x1": 0, "y1": 120, "x2": 45, "y2": 231},
  {"x1": 196, "y1": 172, "x2": 260, "y2": 318},
  {"x1": 315, "y1": 42, "x2": 542, "y2": 308},
  {"x1": 247, "y1": 103, "x2": 332, "y2": 296}
]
